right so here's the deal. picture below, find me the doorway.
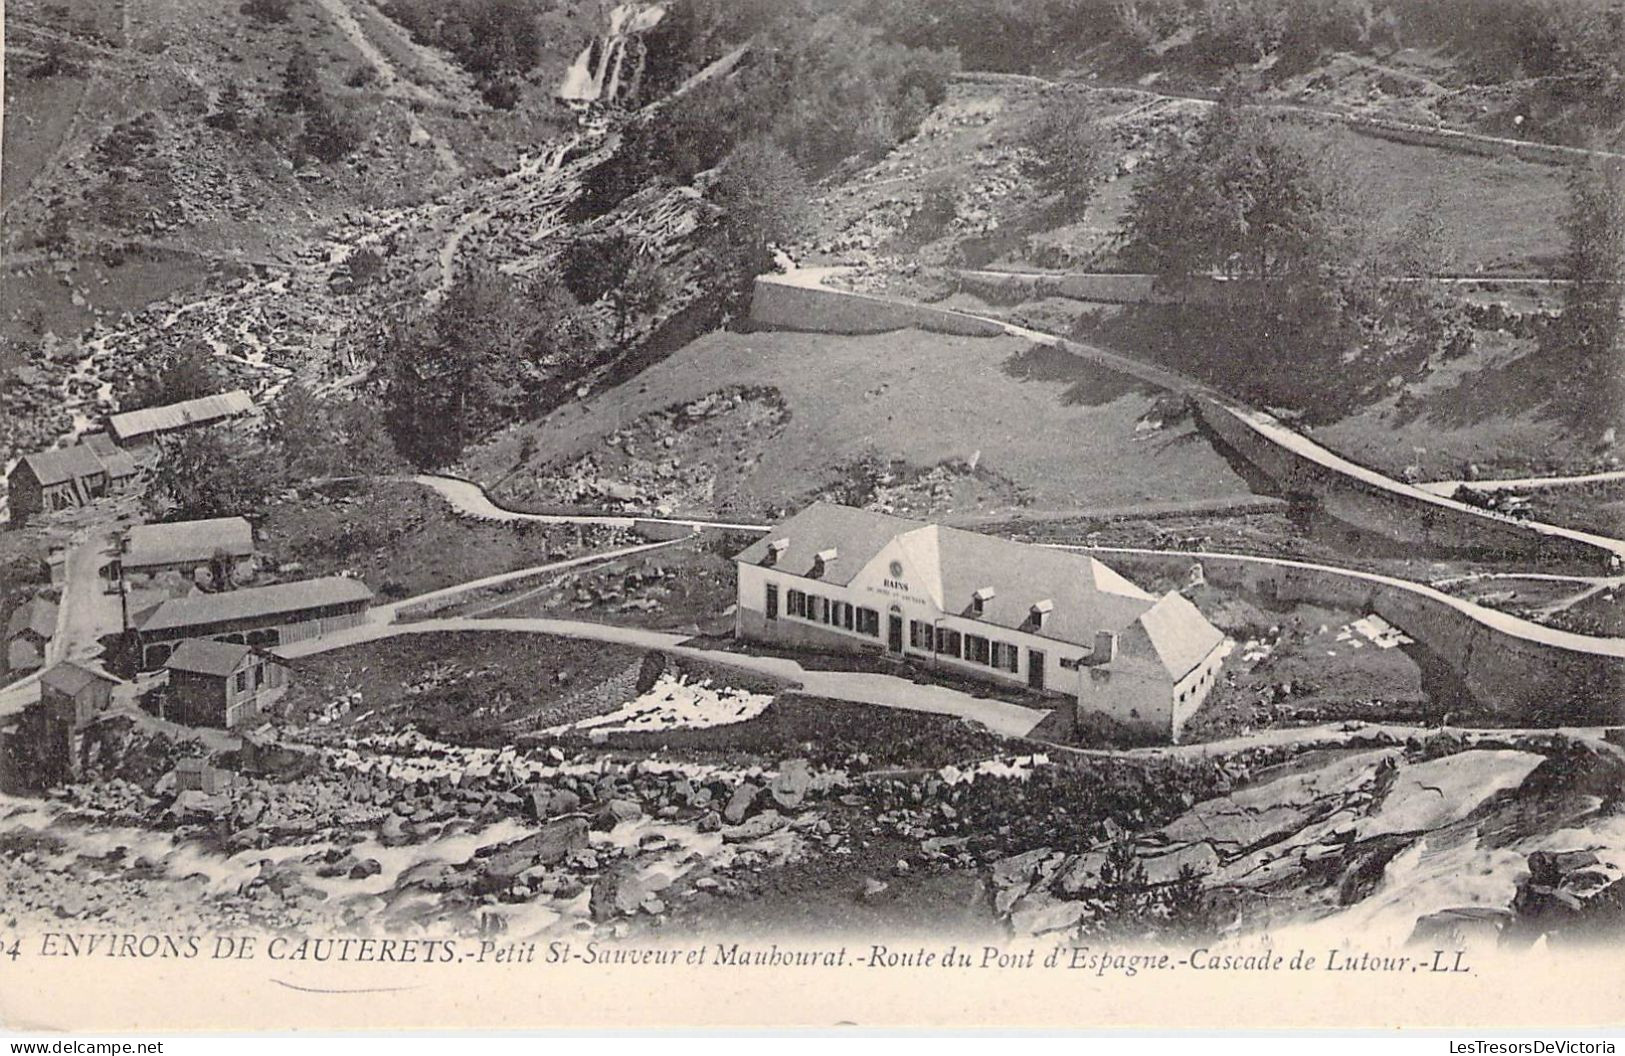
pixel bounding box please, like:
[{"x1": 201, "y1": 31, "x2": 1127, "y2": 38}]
[
  {"x1": 887, "y1": 614, "x2": 904, "y2": 653},
  {"x1": 1028, "y1": 649, "x2": 1045, "y2": 691}
]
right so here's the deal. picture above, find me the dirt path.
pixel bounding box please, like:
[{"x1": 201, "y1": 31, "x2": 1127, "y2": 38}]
[
  {"x1": 1417, "y1": 469, "x2": 1625, "y2": 495},
  {"x1": 410, "y1": 474, "x2": 771, "y2": 532},
  {"x1": 959, "y1": 71, "x2": 1625, "y2": 165}
]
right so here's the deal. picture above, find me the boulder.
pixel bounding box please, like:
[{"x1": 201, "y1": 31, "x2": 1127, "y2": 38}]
[
  {"x1": 723, "y1": 783, "x2": 761, "y2": 825},
  {"x1": 348, "y1": 858, "x2": 383, "y2": 880},
  {"x1": 590, "y1": 798, "x2": 644, "y2": 831},
  {"x1": 769, "y1": 759, "x2": 813, "y2": 810},
  {"x1": 721, "y1": 811, "x2": 788, "y2": 843},
  {"x1": 482, "y1": 817, "x2": 590, "y2": 881}
]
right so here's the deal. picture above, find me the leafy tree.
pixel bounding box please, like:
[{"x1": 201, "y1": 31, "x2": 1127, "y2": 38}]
[
  {"x1": 1123, "y1": 89, "x2": 1337, "y2": 288},
  {"x1": 266, "y1": 385, "x2": 399, "y2": 480},
  {"x1": 347, "y1": 247, "x2": 385, "y2": 288},
  {"x1": 381, "y1": 270, "x2": 598, "y2": 467},
  {"x1": 278, "y1": 43, "x2": 323, "y2": 113},
  {"x1": 1019, "y1": 97, "x2": 1113, "y2": 213},
  {"x1": 563, "y1": 234, "x2": 672, "y2": 341},
  {"x1": 242, "y1": 0, "x2": 295, "y2": 23},
  {"x1": 121, "y1": 341, "x2": 222, "y2": 411},
  {"x1": 147, "y1": 428, "x2": 284, "y2": 521},
  {"x1": 299, "y1": 99, "x2": 362, "y2": 162},
  {"x1": 708, "y1": 138, "x2": 810, "y2": 290}
]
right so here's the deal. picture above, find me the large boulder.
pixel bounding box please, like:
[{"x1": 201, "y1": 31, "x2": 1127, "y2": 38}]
[
  {"x1": 481, "y1": 817, "x2": 590, "y2": 881},
  {"x1": 590, "y1": 798, "x2": 644, "y2": 831},
  {"x1": 723, "y1": 783, "x2": 761, "y2": 825},
  {"x1": 769, "y1": 759, "x2": 813, "y2": 811},
  {"x1": 721, "y1": 811, "x2": 788, "y2": 843}
]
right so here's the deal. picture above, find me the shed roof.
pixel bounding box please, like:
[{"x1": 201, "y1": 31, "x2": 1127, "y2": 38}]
[
  {"x1": 108, "y1": 390, "x2": 256, "y2": 443},
  {"x1": 737, "y1": 503, "x2": 1223, "y2": 679},
  {"x1": 41, "y1": 661, "x2": 117, "y2": 696},
  {"x1": 125, "y1": 517, "x2": 255, "y2": 570},
  {"x1": 136, "y1": 577, "x2": 374, "y2": 633},
  {"x1": 6, "y1": 598, "x2": 58, "y2": 640},
  {"x1": 14, "y1": 441, "x2": 138, "y2": 487},
  {"x1": 164, "y1": 638, "x2": 256, "y2": 677}
]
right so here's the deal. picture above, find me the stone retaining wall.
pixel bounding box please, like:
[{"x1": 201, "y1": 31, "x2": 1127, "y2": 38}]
[
  {"x1": 1192, "y1": 397, "x2": 1614, "y2": 567},
  {"x1": 1091, "y1": 547, "x2": 1625, "y2": 725},
  {"x1": 749, "y1": 277, "x2": 1005, "y2": 337}
]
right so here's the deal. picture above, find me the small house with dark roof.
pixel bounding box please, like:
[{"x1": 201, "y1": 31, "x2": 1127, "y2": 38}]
[
  {"x1": 132, "y1": 576, "x2": 372, "y2": 669},
  {"x1": 734, "y1": 503, "x2": 1229, "y2": 742},
  {"x1": 6, "y1": 441, "x2": 139, "y2": 520},
  {"x1": 9, "y1": 662, "x2": 120, "y2": 787},
  {"x1": 163, "y1": 639, "x2": 288, "y2": 729},
  {"x1": 120, "y1": 517, "x2": 256, "y2": 583},
  {"x1": 5, "y1": 597, "x2": 58, "y2": 674},
  {"x1": 41, "y1": 661, "x2": 118, "y2": 727}
]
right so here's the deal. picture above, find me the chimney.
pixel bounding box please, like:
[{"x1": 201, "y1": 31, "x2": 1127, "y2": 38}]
[
  {"x1": 972, "y1": 586, "x2": 996, "y2": 615},
  {"x1": 1030, "y1": 599, "x2": 1054, "y2": 628},
  {"x1": 1093, "y1": 630, "x2": 1117, "y2": 664},
  {"x1": 813, "y1": 547, "x2": 838, "y2": 577},
  {"x1": 763, "y1": 538, "x2": 789, "y2": 566}
]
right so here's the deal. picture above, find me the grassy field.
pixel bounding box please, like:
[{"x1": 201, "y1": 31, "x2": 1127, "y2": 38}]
[
  {"x1": 280, "y1": 631, "x2": 652, "y2": 744},
  {"x1": 257, "y1": 480, "x2": 636, "y2": 602},
  {"x1": 468, "y1": 328, "x2": 1258, "y2": 520},
  {"x1": 463, "y1": 535, "x2": 741, "y2": 634}
]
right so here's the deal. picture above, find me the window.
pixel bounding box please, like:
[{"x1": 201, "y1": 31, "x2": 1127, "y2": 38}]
[
  {"x1": 856, "y1": 607, "x2": 879, "y2": 637},
  {"x1": 765, "y1": 583, "x2": 779, "y2": 620},
  {"x1": 817, "y1": 596, "x2": 831, "y2": 624},
  {"x1": 234, "y1": 671, "x2": 248, "y2": 694},
  {"x1": 843, "y1": 604, "x2": 854, "y2": 631},
  {"x1": 935, "y1": 627, "x2": 961, "y2": 657},
  {"x1": 788, "y1": 589, "x2": 806, "y2": 618},
  {"x1": 991, "y1": 641, "x2": 1019, "y2": 673},
  {"x1": 909, "y1": 620, "x2": 933, "y2": 650},
  {"x1": 965, "y1": 635, "x2": 991, "y2": 665}
]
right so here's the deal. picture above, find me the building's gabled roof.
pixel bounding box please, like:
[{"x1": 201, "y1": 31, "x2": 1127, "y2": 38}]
[
  {"x1": 82, "y1": 432, "x2": 119, "y2": 456},
  {"x1": 136, "y1": 577, "x2": 374, "y2": 633},
  {"x1": 12, "y1": 441, "x2": 138, "y2": 488},
  {"x1": 164, "y1": 638, "x2": 257, "y2": 677},
  {"x1": 17, "y1": 445, "x2": 107, "y2": 486},
  {"x1": 6, "y1": 598, "x2": 58, "y2": 640},
  {"x1": 125, "y1": 517, "x2": 255, "y2": 570},
  {"x1": 1135, "y1": 590, "x2": 1227, "y2": 681},
  {"x1": 108, "y1": 390, "x2": 256, "y2": 444},
  {"x1": 737, "y1": 502, "x2": 1225, "y2": 678},
  {"x1": 735, "y1": 504, "x2": 933, "y2": 587},
  {"x1": 41, "y1": 661, "x2": 117, "y2": 696}
]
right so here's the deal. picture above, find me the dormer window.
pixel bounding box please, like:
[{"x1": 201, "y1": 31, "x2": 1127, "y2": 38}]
[
  {"x1": 1030, "y1": 599, "x2": 1054, "y2": 629},
  {"x1": 763, "y1": 538, "x2": 789, "y2": 567},
  {"x1": 972, "y1": 586, "x2": 996, "y2": 615},
  {"x1": 812, "y1": 547, "x2": 838, "y2": 577}
]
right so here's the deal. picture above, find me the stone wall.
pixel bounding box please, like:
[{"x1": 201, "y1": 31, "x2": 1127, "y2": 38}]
[
  {"x1": 1091, "y1": 547, "x2": 1625, "y2": 725},
  {"x1": 1192, "y1": 397, "x2": 1616, "y2": 567},
  {"x1": 749, "y1": 277, "x2": 1005, "y2": 338}
]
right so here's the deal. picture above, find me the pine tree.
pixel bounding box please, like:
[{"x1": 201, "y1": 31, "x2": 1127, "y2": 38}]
[{"x1": 210, "y1": 79, "x2": 247, "y2": 131}]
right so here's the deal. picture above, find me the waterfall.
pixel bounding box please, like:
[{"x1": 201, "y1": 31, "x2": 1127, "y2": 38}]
[{"x1": 555, "y1": 3, "x2": 667, "y2": 108}]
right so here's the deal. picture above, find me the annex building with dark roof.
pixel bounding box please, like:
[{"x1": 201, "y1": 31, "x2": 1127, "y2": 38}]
[{"x1": 734, "y1": 503, "x2": 1229, "y2": 742}]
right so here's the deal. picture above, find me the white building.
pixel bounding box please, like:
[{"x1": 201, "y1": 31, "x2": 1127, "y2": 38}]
[{"x1": 734, "y1": 503, "x2": 1228, "y2": 742}]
